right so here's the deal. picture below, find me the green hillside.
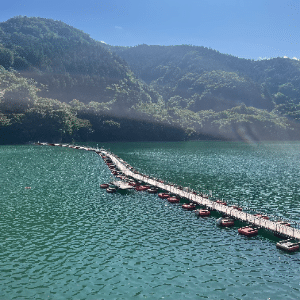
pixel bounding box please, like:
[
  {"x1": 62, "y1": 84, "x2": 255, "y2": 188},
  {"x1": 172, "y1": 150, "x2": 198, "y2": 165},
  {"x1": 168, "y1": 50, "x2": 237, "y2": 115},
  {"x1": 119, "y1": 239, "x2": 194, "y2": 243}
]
[
  {"x1": 0, "y1": 17, "x2": 299, "y2": 143},
  {"x1": 0, "y1": 16, "x2": 159, "y2": 108},
  {"x1": 109, "y1": 44, "x2": 300, "y2": 116},
  {"x1": 0, "y1": 66, "x2": 187, "y2": 144}
]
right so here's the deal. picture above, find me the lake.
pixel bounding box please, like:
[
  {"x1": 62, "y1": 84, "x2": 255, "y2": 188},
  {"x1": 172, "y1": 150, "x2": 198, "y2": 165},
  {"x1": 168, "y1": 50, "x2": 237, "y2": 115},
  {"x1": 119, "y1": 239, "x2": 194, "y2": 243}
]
[{"x1": 1, "y1": 141, "x2": 300, "y2": 299}]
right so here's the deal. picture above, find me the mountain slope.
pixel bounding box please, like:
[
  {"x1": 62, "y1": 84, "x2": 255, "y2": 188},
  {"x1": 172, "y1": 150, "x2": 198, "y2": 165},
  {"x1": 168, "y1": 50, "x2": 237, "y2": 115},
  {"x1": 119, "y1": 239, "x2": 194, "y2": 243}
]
[
  {"x1": 0, "y1": 16, "x2": 160, "y2": 109},
  {"x1": 108, "y1": 44, "x2": 300, "y2": 116},
  {"x1": 0, "y1": 17, "x2": 300, "y2": 143}
]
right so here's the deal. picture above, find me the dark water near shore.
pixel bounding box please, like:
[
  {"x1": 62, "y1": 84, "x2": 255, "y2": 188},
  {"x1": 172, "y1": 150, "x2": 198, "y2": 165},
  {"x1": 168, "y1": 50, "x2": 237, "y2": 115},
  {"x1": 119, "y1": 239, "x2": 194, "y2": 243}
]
[{"x1": 1, "y1": 141, "x2": 300, "y2": 299}]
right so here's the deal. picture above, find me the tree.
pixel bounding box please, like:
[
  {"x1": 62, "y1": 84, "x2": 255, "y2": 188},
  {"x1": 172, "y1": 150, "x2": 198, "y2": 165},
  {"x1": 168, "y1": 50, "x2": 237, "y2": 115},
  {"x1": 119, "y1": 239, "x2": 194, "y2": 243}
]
[{"x1": 0, "y1": 47, "x2": 14, "y2": 69}]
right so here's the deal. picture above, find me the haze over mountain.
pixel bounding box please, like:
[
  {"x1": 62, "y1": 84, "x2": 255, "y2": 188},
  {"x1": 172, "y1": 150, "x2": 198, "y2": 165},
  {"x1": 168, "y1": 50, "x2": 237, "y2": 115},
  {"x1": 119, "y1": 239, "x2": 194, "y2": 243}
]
[{"x1": 0, "y1": 16, "x2": 300, "y2": 143}]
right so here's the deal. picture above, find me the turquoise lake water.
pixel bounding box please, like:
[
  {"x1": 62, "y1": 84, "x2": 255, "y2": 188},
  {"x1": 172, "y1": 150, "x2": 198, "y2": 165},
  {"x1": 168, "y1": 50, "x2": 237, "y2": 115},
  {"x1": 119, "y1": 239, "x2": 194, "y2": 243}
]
[{"x1": 1, "y1": 141, "x2": 300, "y2": 299}]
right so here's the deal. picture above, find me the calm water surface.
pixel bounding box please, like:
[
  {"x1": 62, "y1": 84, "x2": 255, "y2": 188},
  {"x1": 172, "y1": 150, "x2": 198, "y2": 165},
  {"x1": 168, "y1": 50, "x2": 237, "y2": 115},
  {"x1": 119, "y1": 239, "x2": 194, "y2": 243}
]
[{"x1": 1, "y1": 141, "x2": 300, "y2": 299}]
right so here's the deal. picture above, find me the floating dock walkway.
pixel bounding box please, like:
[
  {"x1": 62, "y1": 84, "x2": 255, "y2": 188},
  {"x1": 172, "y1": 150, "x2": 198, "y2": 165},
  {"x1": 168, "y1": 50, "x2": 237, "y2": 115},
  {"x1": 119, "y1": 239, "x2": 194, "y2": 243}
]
[
  {"x1": 101, "y1": 149, "x2": 300, "y2": 240},
  {"x1": 39, "y1": 143, "x2": 300, "y2": 243}
]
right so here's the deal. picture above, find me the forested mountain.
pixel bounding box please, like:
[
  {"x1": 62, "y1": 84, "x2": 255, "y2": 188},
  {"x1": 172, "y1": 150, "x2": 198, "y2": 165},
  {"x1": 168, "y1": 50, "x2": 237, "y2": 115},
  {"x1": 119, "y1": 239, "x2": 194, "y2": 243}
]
[
  {"x1": 0, "y1": 17, "x2": 300, "y2": 144},
  {"x1": 0, "y1": 66, "x2": 186, "y2": 144},
  {"x1": 108, "y1": 44, "x2": 300, "y2": 116},
  {"x1": 0, "y1": 16, "x2": 159, "y2": 108}
]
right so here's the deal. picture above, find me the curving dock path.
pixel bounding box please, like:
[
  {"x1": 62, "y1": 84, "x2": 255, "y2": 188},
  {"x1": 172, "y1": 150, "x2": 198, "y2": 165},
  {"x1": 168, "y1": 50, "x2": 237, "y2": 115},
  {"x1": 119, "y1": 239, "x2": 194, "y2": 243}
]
[{"x1": 40, "y1": 143, "x2": 300, "y2": 241}]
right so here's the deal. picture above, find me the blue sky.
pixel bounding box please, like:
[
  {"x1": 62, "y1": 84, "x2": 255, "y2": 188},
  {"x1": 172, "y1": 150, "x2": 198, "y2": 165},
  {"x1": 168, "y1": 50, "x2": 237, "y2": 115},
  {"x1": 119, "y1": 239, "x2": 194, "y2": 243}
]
[{"x1": 1, "y1": 0, "x2": 300, "y2": 60}]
